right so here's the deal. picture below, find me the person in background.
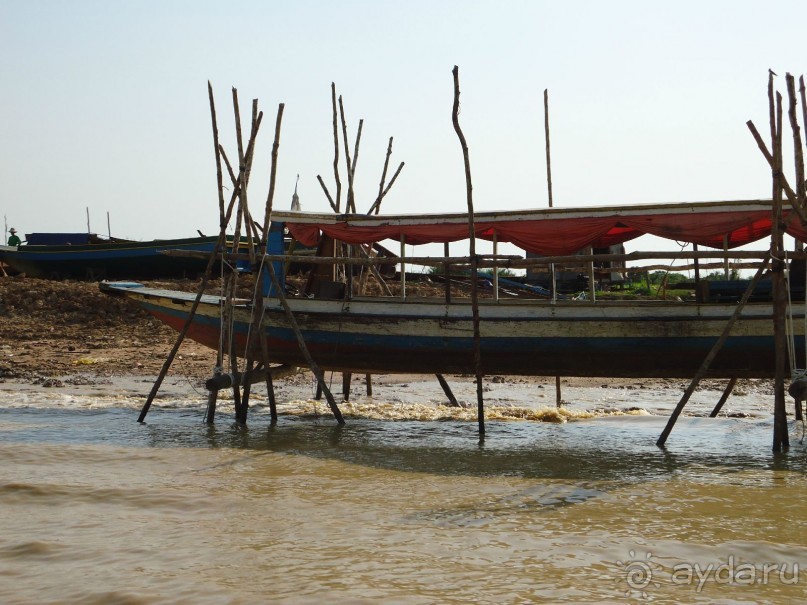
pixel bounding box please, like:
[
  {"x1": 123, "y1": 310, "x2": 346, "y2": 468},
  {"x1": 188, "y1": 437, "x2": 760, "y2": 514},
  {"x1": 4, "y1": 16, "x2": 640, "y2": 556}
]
[{"x1": 7, "y1": 228, "x2": 21, "y2": 247}]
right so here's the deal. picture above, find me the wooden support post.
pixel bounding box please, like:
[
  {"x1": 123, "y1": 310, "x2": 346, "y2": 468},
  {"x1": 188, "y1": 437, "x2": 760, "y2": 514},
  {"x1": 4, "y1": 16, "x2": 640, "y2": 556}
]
[
  {"x1": 656, "y1": 255, "x2": 771, "y2": 447},
  {"x1": 364, "y1": 133, "x2": 403, "y2": 216},
  {"x1": 436, "y1": 374, "x2": 460, "y2": 407},
  {"x1": 366, "y1": 374, "x2": 373, "y2": 397},
  {"x1": 546, "y1": 87, "x2": 562, "y2": 406},
  {"x1": 346, "y1": 244, "x2": 354, "y2": 300},
  {"x1": 493, "y1": 234, "x2": 499, "y2": 302},
  {"x1": 330, "y1": 83, "x2": 342, "y2": 212},
  {"x1": 260, "y1": 338, "x2": 278, "y2": 422},
  {"x1": 443, "y1": 242, "x2": 451, "y2": 303},
  {"x1": 786, "y1": 74, "x2": 806, "y2": 212},
  {"x1": 205, "y1": 390, "x2": 218, "y2": 424},
  {"x1": 137, "y1": 137, "x2": 257, "y2": 423},
  {"x1": 693, "y1": 243, "x2": 703, "y2": 303},
  {"x1": 400, "y1": 235, "x2": 406, "y2": 300},
  {"x1": 234, "y1": 102, "x2": 285, "y2": 425},
  {"x1": 452, "y1": 65, "x2": 485, "y2": 435},
  {"x1": 342, "y1": 373, "x2": 352, "y2": 402},
  {"x1": 315, "y1": 382, "x2": 323, "y2": 400},
  {"x1": 709, "y1": 377, "x2": 738, "y2": 417},
  {"x1": 267, "y1": 263, "x2": 345, "y2": 424},
  {"x1": 788, "y1": 375, "x2": 807, "y2": 421},
  {"x1": 722, "y1": 238, "x2": 730, "y2": 278},
  {"x1": 746, "y1": 120, "x2": 806, "y2": 223},
  {"x1": 772, "y1": 87, "x2": 790, "y2": 453}
]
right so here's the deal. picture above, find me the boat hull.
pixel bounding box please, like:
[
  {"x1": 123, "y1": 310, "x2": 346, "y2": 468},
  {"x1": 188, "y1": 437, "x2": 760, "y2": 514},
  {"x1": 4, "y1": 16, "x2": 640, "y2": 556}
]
[
  {"x1": 106, "y1": 284, "x2": 805, "y2": 379},
  {"x1": 0, "y1": 237, "x2": 220, "y2": 279}
]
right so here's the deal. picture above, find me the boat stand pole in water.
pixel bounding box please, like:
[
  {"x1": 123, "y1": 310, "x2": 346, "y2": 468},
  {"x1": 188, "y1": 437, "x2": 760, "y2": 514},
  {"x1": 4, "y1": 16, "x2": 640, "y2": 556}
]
[
  {"x1": 436, "y1": 374, "x2": 460, "y2": 407},
  {"x1": 709, "y1": 377, "x2": 738, "y2": 417},
  {"x1": 656, "y1": 255, "x2": 771, "y2": 447},
  {"x1": 452, "y1": 65, "x2": 485, "y2": 435},
  {"x1": 544, "y1": 88, "x2": 564, "y2": 409},
  {"x1": 267, "y1": 263, "x2": 345, "y2": 424}
]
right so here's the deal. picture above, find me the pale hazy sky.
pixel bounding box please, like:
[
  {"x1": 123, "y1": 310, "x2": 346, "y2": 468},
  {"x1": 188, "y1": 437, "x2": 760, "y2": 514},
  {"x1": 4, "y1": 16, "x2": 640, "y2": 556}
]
[{"x1": 2, "y1": 0, "x2": 805, "y2": 244}]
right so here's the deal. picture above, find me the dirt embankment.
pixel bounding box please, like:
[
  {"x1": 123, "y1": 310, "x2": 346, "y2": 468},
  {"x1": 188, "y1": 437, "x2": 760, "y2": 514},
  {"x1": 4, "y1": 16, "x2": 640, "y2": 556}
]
[{"x1": 0, "y1": 276, "x2": 217, "y2": 381}]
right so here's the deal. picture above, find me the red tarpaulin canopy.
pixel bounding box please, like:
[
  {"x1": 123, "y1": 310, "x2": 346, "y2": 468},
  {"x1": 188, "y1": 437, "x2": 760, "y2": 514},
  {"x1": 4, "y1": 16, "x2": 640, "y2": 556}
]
[{"x1": 274, "y1": 199, "x2": 807, "y2": 256}]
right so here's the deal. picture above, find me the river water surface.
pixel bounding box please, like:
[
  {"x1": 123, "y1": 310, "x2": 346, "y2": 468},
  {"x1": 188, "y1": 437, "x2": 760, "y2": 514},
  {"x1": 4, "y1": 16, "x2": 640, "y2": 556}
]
[{"x1": 1, "y1": 377, "x2": 807, "y2": 604}]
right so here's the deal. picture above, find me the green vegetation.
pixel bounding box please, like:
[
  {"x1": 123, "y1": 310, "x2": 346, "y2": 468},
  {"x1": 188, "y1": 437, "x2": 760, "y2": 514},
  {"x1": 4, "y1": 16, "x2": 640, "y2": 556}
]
[{"x1": 597, "y1": 270, "x2": 694, "y2": 300}]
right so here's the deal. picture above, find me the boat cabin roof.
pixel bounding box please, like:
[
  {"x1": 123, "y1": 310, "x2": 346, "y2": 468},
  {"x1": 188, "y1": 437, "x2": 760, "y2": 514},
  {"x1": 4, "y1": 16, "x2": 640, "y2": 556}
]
[{"x1": 274, "y1": 199, "x2": 803, "y2": 256}]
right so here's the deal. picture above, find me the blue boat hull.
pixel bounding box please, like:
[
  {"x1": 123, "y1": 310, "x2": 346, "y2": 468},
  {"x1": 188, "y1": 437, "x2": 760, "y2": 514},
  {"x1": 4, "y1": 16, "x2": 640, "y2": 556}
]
[
  {"x1": 0, "y1": 236, "x2": 220, "y2": 279},
  {"x1": 105, "y1": 283, "x2": 803, "y2": 379}
]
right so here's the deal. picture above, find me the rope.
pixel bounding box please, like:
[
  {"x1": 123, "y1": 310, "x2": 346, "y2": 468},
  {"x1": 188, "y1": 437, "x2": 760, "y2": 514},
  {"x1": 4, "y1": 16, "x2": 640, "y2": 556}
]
[
  {"x1": 784, "y1": 251, "x2": 807, "y2": 383},
  {"x1": 244, "y1": 249, "x2": 268, "y2": 350},
  {"x1": 176, "y1": 354, "x2": 206, "y2": 397},
  {"x1": 784, "y1": 250, "x2": 797, "y2": 378}
]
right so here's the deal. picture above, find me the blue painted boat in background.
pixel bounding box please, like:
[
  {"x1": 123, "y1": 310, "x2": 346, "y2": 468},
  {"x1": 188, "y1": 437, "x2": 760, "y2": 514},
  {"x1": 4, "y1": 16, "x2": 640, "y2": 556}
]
[{"x1": 0, "y1": 233, "x2": 221, "y2": 279}]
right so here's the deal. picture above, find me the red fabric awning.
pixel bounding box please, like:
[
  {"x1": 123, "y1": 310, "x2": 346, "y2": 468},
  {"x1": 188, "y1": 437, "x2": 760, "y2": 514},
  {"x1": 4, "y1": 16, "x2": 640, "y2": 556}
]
[{"x1": 276, "y1": 200, "x2": 804, "y2": 256}]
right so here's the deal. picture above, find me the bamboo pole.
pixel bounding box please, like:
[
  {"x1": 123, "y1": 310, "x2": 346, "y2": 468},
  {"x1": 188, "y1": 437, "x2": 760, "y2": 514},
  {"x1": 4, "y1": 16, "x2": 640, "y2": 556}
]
[
  {"x1": 331, "y1": 83, "x2": 342, "y2": 212},
  {"x1": 800, "y1": 75, "x2": 807, "y2": 159},
  {"x1": 545, "y1": 89, "x2": 558, "y2": 305},
  {"x1": 656, "y1": 254, "x2": 771, "y2": 447},
  {"x1": 492, "y1": 233, "x2": 499, "y2": 301},
  {"x1": 165, "y1": 248, "x2": 783, "y2": 269},
  {"x1": 444, "y1": 242, "x2": 451, "y2": 303},
  {"x1": 142, "y1": 197, "x2": 240, "y2": 424},
  {"x1": 372, "y1": 137, "x2": 394, "y2": 215},
  {"x1": 544, "y1": 89, "x2": 553, "y2": 207},
  {"x1": 709, "y1": 377, "x2": 738, "y2": 417},
  {"x1": 452, "y1": 65, "x2": 485, "y2": 435},
  {"x1": 234, "y1": 104, "x2": 268, "y2": 416},
  {"x1": 142, "y1": 96, "x2": 262, "y2": 424},
  {"x1": 436, "y1": 374, "x2": 460, "y2": 407},
  {"x1": 267, "y1": 262, "x2": 345, "y2": 424},
  {"x1": 772, "y1": 88, "x2": 790, "y2": 453},
  {"x1": 366, "y1": 161, "x2": 405, "y2": 215},
  {"x1": 786, "y1": 74, "x2": 806, "y2": 212},
  {"x1": 350, "y1": 119, "x2": 364, "y2": 213},
  {"x1": 693, "y1": 243, "x2": 702, "y2": 303},
  {"x1": 205, "y1": 80, "x2": 251, "y2": 424},
  {"x1": 240, "y1": 103, "x2": 286, "y2": 424},
  {"x1": 225, "y1": 88, "x2": 253, "y2": 422},
  {"x1": 208, "y1": 82, "x2": 226, "y2": 222},
  {"x1": 342, "y1": 373, "x2": 351, "y2": 401},
  {"x1": 400, "y1": 235, "x2": 406, "y2": 299},
  {"x1": 545, "y1": 88, "x2": 562, "y2": 406},
  {"x1": 338, "y1": 97, "x2": 357, "y2": 213},
  {"x1": 358, "y1": 244, "x2": 393, "y2": 296},
  {"x1": 746, "y1": 121, "x2": 805, "y2": 223},
  {"x1": 316, "y1": 175, "x2": 338, "y2": 212}
]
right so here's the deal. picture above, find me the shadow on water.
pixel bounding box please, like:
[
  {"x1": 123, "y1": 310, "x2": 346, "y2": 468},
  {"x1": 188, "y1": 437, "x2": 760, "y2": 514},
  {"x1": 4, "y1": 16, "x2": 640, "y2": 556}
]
[
  {"x1": 136, "y1": 411, "x2": 807, "y2": 482},
  {"x1": 4, "y1": 406, "x2": 807, "y2": 482}
]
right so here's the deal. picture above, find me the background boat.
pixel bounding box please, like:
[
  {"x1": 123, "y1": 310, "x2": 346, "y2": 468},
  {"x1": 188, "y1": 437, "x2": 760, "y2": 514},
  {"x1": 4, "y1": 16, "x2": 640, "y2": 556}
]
[{"x1": 0, "y1": 233, "x2": 222, "y2": 280}]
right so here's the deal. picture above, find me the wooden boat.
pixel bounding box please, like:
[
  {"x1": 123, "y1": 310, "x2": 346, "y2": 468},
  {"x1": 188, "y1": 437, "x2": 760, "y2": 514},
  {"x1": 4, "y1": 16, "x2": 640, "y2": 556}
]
[
  {"x1": 100, "y1": 199, "x2": 807, "y2": 379},
  {"x1": 0, "y1": 233, "x2": 225, "y2": 280}
]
